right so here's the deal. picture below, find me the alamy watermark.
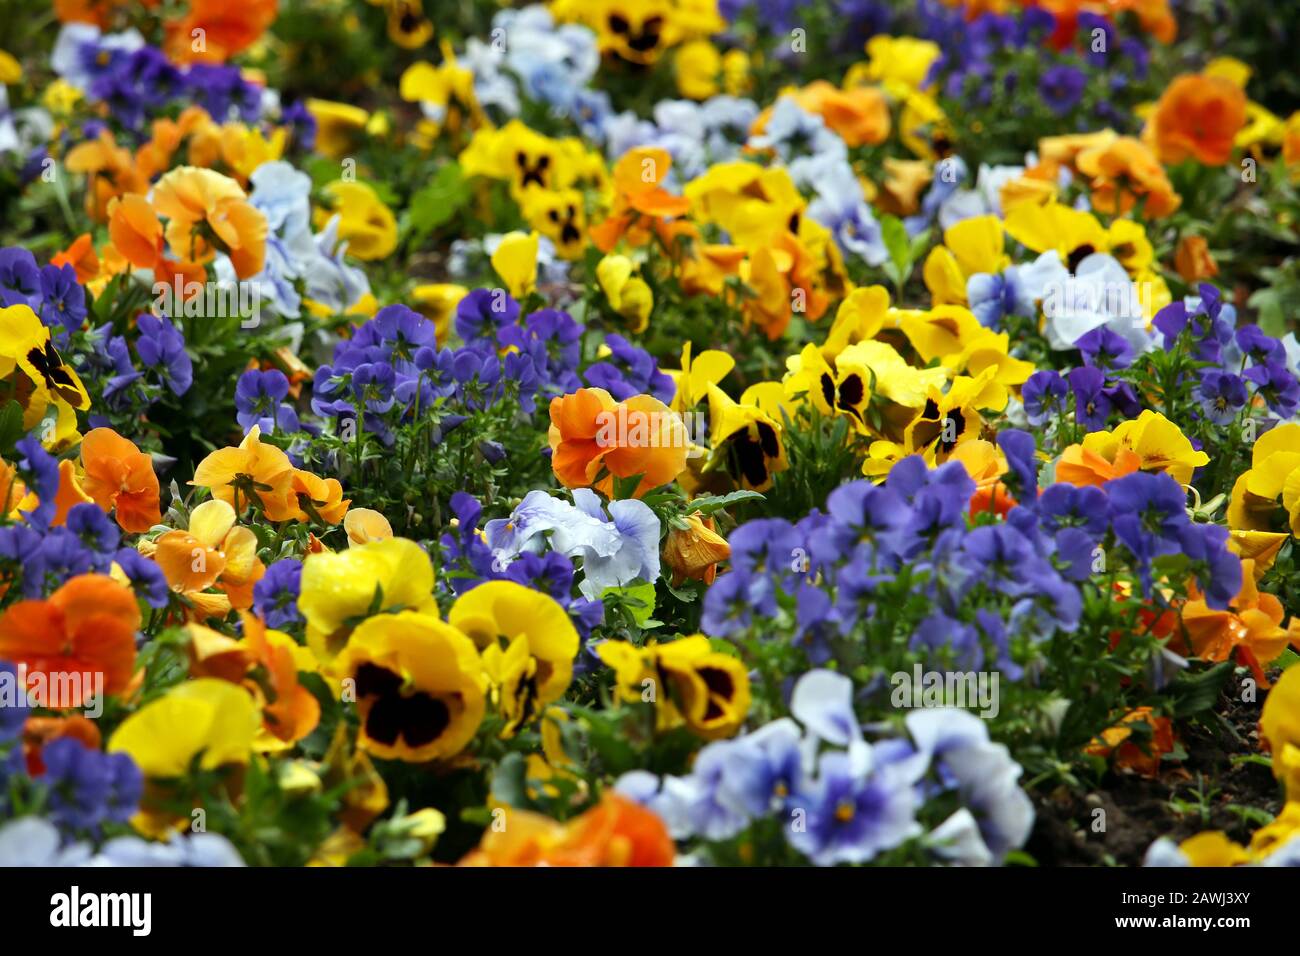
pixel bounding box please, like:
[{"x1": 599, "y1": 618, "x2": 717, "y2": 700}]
[
  {"x1": 0, "y1": 663, "x2": 105, "y2": 718},
  {"x1": 890, "y1": 664, "x2": 1000, "y2": 719},
  {"x1": 594, "y1": 406, "x2": 705, "y2": 457},
  {"x1": 152, "y1": 276, "x2": 262, "y2": 328}
]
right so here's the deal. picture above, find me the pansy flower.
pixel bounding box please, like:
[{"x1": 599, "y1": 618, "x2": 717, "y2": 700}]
[
  {"x1": 449, "y1": 581, "x2": 579, "y2": 736},
  {"x1": 333, "y1": 611, "x2": 486, "y2": 762},
  {"x1": 0, "y1": 573, "x2": 139, "y2": 708}
]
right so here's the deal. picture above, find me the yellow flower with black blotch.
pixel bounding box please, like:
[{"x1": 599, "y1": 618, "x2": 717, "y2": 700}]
[
  {"x1": 783, "y1": 344, "x2": 872, "y2": 435},
  {"x1": 400, "y1": 44, "x2": 482, "y2": 141},
  {"x1": 706, "y1": 383, "x2": 788, "y2": 492},
  {"x1": 0, "y1": 303, "x2": 91, "y2": 433},
  {"x1": 386, "y1": 0, "x2": 434, "y2": 49},
  {"x1": 520, "y1": 188, "x2": 587, "y2": 260},
  {"x1": 898, "y1": 368, "x2": 1000, "y2": 466},
  {"x1": 449, "y1": 581, "x2": 580, "y2": 736},
  {"x1": 598, "y1": 635, "x2": 750, "y2": 739},
  {"x1": 334, "y1": 610, "x2": 486, "y2": 762},
  {"x1": 298, "y1": 537, "x2": 439, "y2": 664},
  {"x1": 459, "y1": 120, "x2": 593, "y2": 200},
  {"x1": 554, "y1": 0, "x2": 725, "y2": 66}
]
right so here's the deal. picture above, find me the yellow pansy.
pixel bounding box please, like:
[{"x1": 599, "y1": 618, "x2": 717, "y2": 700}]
[
  {"x1": 596, "y1": 254, "x2": 654, "y2": 332},
  {"x1": 520, "y1": 187, "x2": 586, "y2": 259},
  {"x1": 1237, "y1": 101, "x2": 1286, "y2": 151},
  {"x1": 1082, "y1": 410, "x2": 1210, "y2": 488},
  {"x1": 1249, "y1": 802, "x2": 1300, "y2": 860},
  {"x1": 409, "y1": 282, "x2": 467, "y2": 344},
  {"x1": 1178, "y1": 831, "x2": 1251, "y2": 867},
  {"x1": 896, "y1": 304, "x2": 987, "y2": 364},
  {"x1": 42, "y1": 79, "x2": 82, "y2": 116},
  {"x1": 706, "y1": 383, "x2": 788, "y2": 491},
  {"x1": 387, "y1": 0, "x2": 434, "y2": 48},
  {"x1": 898, "y1": 368, "x2": 999, "y2": 466},
  {"x1": 834, "y1": 339, "x2": 948, "y2": 408},
  {"x1": 666, "y1": 340, "x2": 735, "y2": 415},
  {"x1": 298, "y1": 537, "x2": 438, "y2": 663},
  {"x1": 1261, "y1": 665, "x2": 1300, "y2": 796},
  {"x1": 862, "y1": 35, "x2": 940, "y2": 97},
  {"x1": 491, "y1": 230, "x2": 539, "y2": 298},
  {"x1": 316, "y1": 181, "x2": 398, "y2": 261},
  {"x1": 220, "y1": 123, "x2": 287, "y2": 182},
  {"x1": 898, "y1": 88, "x2": 952, "y2": 161},
  {"x1": 944, "y1": 328, "x2": 1035, "y2": 410},
  {"x1": 922, "y1": 214, "x2": 1009, "y2": 306},
  {"x1": 449, "y1": 580, "x2": 579, "y2": 735},
  {"x1": 399, "y1": 43, "x2": 481, "y2": 140},
  {"x1": 459, "y1": 120, "x2": 590, "y2": 199},
  {"x1": 553, "y1": 0, "x2": 724, "y2": 66},
  {"x1": 783, "y1": 343, "x2": 872, "y2": 434},
  {"x1": 108, "y1": 678, "x2": 259, "y2": 777},
  {"x1": 598, "y1": 634, "x2": 751, "y2": 739},
  {"x1": 333, "y1": 610, "x2": 486, "y2": 762},
  {"x1": 820, "y1": 285, "x2": 891, "y2": 359},
  {"x1": 1004, "y1": 201, "x2": 1107, "y2": 271},
  {"x1": 1204, "y1": 56, "x2": 1251, "y2": 89},
  {"x1": 0, "y1": 303, "x2": 91, "y2": 432},
  {"x1": 1229, "y1": 423, "x2": 1300, "y2": 538},
  {"x1": 685, "y1": 162, "x2": 804, "y2": 249},
  {"x1": 0, "y1": 50, "x2": 21, "y2": 85},
  {"x1": 676, "y1": 39, "x2": 723, "y2": 100},
  {"x1": 305, "y1": 99, "x2": 370, "y2": 160}
]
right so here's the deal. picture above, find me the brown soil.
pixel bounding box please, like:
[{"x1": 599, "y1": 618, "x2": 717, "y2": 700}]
[{"x1": 1025, "y1": 674, "x2": 1285, "y2": 866}]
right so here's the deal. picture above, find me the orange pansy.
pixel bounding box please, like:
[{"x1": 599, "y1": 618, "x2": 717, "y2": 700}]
[
  {"x1": 547, "y1": 388, "x2": 688, "y2": 498},
  {"x1": 1147, "y1": 73, "x2": 1247, "y2": 166},
  {"x1": 0, "y1": 574, "x2": 140, "y2": 708},
  {"x1": 190, "y1": 424, "x2": 296, "y2": 521},
  {"x1": 79, "y1": 427, "x2": 162, "y2": 533}
]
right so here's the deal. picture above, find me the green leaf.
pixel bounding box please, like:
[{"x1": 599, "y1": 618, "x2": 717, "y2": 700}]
[
  {"x1": 405, "y1": 163, "x2": 470, "y2": 244},
  {"x1": 685, "y1": 489, "x2": 765, "y2": 515},
  {"x1": 601, "y1": 580, "x2": 657, "y2": 627},
  {"x1": 0, "y1": 400, "x2": 24, "y2": 453},
  {"x1": 1170, "y1": 661, "x2": 1234, "y2": 718},
  {"x1": 488, "y1": 752, "x2": 529, "y2": 808},
  {"x1": 881, "y1": 214, "x2": 910, "y2": 273}
]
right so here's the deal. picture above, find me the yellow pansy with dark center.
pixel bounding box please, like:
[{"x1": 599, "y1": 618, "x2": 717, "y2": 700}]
[
  {"x1": 449, "y1": 581, "x2": 579, "y2": 736},
  {"x1": 550, "y1": 202, "x2": 582, "y2": 247},
  {"x1": 334, "y1": 610, "x2": 485, "y2": 762},
  {"x1": 1066, "y1": 243, "x2": 1096, "y2": 273},
  {"x1": 516, "y1": 150, "x2": 551, "y2": 189},
  {"x1": 910, "y1": 398, "x2": 969, "y2": 458},
  {"x1": 655, "y1": 636, "x2": 752, "y2": 740},
  {"x1": 354, "y1": 662, "x2": 457, "y2": 751},
  {"x1": 820, "y1": 369, "x2": 869, "y2": 426},
  {"x1": 608, "y1": 13, "x2": 664, "y2": 57},
  {"x1": 27, "y1": 340, "x2": 88, "y2": 408},
  {"x1": 726, "y1": 421, "x2": 781, "y2": 489}
]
